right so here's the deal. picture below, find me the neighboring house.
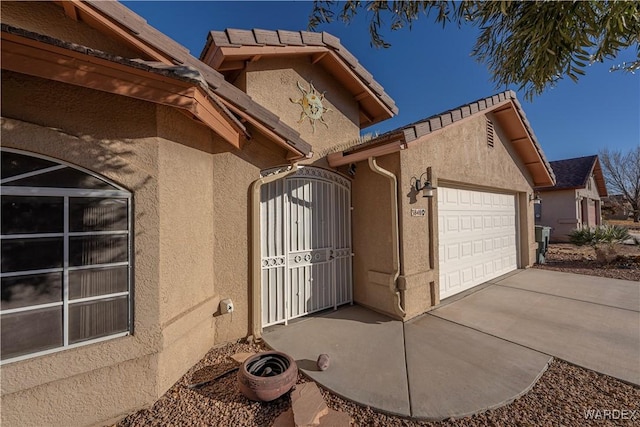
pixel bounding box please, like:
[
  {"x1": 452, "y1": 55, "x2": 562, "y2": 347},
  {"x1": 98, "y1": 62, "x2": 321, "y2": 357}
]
[
  {"x1": 535, "y1": 155, "x2": 608, "y2": 242},
  {"x1": 0, "y1": 1, "x2": 554, "y2": 426},
  {"x1": 602, "y1": 194, "x2": 633, "y2": 220}
]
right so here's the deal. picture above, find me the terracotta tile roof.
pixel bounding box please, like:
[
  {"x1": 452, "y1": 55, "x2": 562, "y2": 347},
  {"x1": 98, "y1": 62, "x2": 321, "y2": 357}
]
[
  {"x1": 2, "y1": 25, "x2": 197, "y2": 84},
  {"x1": 1, "y1": 23, "x2": 248, "y2": 138},
  {"x1": 86, "y1": 1, "x2": 312, "y2": 157},
  {"x1": 538, "y1": 155, "x2": 607, "y2": 196},
  {"x1": 342, "y1": 91, "x2": 549, "y2": 161},
  {"x1": 204, "y1": 28, "x2": 398, "y2": 115},
  {"x1": 379, "y1": 91, "x2": 518, "y2": 143},
  {"x1": 327, "y1": 90, "x2": 556, "y2": 187}
]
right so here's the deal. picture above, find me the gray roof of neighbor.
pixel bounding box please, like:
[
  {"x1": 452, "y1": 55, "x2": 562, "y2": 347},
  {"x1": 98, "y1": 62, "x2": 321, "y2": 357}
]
[
  {"x1": 544, "y1": 155, "x2": 599, "y2": 189},
  {"x1": 204, "y1": 28, "x2": 398, "y2": 115}
]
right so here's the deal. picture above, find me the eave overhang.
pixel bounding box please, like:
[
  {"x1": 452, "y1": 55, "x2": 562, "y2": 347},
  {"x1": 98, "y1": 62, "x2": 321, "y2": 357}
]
[
  {"x1": 1, "y1": 25, "x2": 247, "y2": 149},
  {"x1": 328, "y1": 91, "x2": 556, "y2": 188},
  {"x1": 47, "y1": 1, "x2": 311, "y2": 160},
  {"x1": 490, "y1": 100, "x2": 555, "y2": 187},
  {"x1": 536, "y1": 157, "x2": 608, "y2": 197},
  {"x1": 200, "y1": 30, "x2": 398, "y2": 129},
  {"x1": 592, "y1": 158, "x2": 608, "y2": 197}
]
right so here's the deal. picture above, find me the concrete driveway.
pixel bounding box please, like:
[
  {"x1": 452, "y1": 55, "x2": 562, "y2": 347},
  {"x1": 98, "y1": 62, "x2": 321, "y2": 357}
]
[
  {"x1": 433, "y1": 268, "x2": 640, "y2": 385},
  {"x1": 263, "y1": 269, "x2": 639, "y2": 420}
]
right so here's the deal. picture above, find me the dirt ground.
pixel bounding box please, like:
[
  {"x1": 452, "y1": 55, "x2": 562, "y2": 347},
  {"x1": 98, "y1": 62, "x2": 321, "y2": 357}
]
[
  {"x1": 605, "y1": 219, "x2": 640, "y2": 231},
  {"x1": 534, "y1": 243, "x2": 640, "y2": 281}
]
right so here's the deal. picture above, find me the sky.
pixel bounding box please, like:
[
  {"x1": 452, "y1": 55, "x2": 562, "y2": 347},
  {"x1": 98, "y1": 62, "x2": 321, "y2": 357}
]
[{"x1": 122, "y1": 1, "x2": 639, "y2": 162}]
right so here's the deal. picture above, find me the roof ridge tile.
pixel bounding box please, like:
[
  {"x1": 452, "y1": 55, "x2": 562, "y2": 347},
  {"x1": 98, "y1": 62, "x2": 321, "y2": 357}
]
[
  {"x1": 277, "y1": 29, "x2": 304, "y2": 46},
  {"x1": 227, "y1": 29, "x2": 262, "y2": 46},
  {"x1": 253, "y1": 29, "x2": 284, "y2": 46}
]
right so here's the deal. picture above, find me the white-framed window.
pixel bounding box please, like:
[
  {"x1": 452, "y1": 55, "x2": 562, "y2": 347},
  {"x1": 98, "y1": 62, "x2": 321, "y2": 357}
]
[{"x1": 1, "y1": 148, "x2": 132, "y2": 364}]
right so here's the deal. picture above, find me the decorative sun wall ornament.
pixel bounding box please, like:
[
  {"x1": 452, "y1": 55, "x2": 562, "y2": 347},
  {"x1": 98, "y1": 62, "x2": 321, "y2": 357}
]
[{"x1": 290, "y1": 81, "x2": 331, "y2": 133}]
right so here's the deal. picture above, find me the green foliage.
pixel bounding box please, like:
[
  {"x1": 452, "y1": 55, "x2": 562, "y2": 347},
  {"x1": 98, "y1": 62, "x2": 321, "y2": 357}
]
[
  {"x1": 308, "y1": 0, "x2": 640, "y2": 100},
  {"x1": 569, "y1": 224, "x2": 631, "y2": 247}
]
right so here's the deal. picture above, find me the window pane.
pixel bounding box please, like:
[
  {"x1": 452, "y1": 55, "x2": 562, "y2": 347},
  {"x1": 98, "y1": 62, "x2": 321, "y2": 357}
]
[
  {"x1": 69, "y1": 267, "x2": 128, "y2": 300},
  {"x1": 1, "y1": 273, "x2": 62, "y2": 310},
  {"x1": 69, "y1": 198, "x2": 128, "y2": 232},
  {"x1": 9, "y1": 168, "x2": 116, "y2": 190},
  {"x1": 69, "y1": 296, "x2": 128, "y2": 344},
  {"x1": 1, "y1": 196, "x2": 63, "y2": 234},
  {"x1": 1, "y1": 238, "x2": 63, "y2": 272},
  {"x1": 1, "y1": 307, "x2": 63, "y2": 360},
  {"x1": 69, "y1": 236, "x2": 128, "y2": 266},
  {"x1": 1, "y1": 151, "x2": 57, "y2": 180}
]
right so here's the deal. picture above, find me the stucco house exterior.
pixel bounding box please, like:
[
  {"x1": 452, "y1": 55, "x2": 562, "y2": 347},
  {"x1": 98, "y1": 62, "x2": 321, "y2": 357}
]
[
  {"x1": 1, "y1": 1, "x2": 555, "y2": 426},
  {"x1": 535, "y1": 155, "x2": 607, "y2": 242}
]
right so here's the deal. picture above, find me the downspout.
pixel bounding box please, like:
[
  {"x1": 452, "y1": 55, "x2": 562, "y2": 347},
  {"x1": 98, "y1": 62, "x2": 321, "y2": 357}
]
[
  {"x1": 367, "y1": 157, "x2": 406, "y2": 318},
  {"x1": 250, "y1": 163, "x2": 299, "y2": 341}
]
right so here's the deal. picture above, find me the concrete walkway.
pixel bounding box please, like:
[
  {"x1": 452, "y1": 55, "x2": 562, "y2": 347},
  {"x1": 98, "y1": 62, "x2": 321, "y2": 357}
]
[
  {"x1": 262, "y1": 269, "x2": 640, "y2": 420},
  {"x1": 433, "y1": 269, "x2": 640, "y2": 385}
]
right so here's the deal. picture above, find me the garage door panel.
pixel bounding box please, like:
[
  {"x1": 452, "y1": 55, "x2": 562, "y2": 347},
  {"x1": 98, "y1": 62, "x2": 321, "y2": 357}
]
[
  {"x1": 461, "y1": 242, "x2": 472, "y2": 258},
  {"x1": 439, "y1": 187, "x2": 517, "y2": 299}
]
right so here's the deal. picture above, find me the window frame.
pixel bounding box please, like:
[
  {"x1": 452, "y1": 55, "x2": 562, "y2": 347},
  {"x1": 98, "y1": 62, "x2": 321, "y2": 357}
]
[{"x1": 1, "y1": 148, "x2": 133, "y2": 364}]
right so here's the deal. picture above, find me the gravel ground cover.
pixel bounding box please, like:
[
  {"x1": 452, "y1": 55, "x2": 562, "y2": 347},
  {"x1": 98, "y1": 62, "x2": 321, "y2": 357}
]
[
  {"x1": 117, "y1": 341, "x2": 639, "y2": 427},
  {"x1": 533, "y1": 243, "x2": 640, "y2": 281},
  {"x1": 118, "y1": 243, "x2": 639, "y2": 427}
]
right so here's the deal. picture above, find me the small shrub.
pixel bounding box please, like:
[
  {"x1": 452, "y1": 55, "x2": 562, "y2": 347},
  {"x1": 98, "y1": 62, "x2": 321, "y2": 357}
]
[
  {"x1": 569, "y1": 225, "x2": 631, "y2": 246},
  {"x1": 569, "y1": 225, "x2": 632, "y2": 264}
]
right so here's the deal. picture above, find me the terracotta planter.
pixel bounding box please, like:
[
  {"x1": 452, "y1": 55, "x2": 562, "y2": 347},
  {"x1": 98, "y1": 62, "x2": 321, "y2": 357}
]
[{"x1": 237, "y1": 351, "x2": 297, "y2": 402}]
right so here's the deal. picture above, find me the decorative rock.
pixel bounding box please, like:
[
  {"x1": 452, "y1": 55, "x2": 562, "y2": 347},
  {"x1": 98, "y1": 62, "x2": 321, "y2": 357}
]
[
  {"x1": 318, "y1": 409, "x2": 353, "y2": 426},
  {"x1": 291, "y1": 382, "x2": 329, "y2": 427},
  {"x1": 271, "y1": 408, "x2": 295, "y2": 427},
  {"x1": 316, "y1": 354, "x2": 330, "y2": 371}
]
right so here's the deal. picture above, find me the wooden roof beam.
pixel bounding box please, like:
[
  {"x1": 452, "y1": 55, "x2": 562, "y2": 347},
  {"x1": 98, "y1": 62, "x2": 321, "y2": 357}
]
[
  {"x1": 1, "y1": 32, "x2": 244, "y2": 149},
  {"x1": 62, "y1": 2, "x2": 78, "y2": 21},
  {"x1": 218, "y1": 60, "x2": 246, "y2": 71},
  {"x1": 311, "y1": 52, "x2": 329, "y2": 64},
  {"x1": 70, "y1": 0, "x2": 174, "y2": 64}
]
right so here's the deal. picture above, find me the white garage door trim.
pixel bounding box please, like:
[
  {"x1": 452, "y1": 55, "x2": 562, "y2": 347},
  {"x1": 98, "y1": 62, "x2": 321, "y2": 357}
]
[{"x1": 438, "y1": 187, "x2": 518, "y2": 300}]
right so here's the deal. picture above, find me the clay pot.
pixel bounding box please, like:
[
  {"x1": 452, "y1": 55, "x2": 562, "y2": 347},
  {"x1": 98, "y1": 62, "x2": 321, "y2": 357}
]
[{"x1": 237, "y1": 351, "x2": 297, "y2": 402}]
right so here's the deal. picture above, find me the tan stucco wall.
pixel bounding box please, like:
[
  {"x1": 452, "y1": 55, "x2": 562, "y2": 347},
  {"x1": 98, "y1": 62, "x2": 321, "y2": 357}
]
[
  {"x1": 538, "y1": 176, "x2": 602, "y2": 243},
  {"x1": 0, "y1": 71, "x2": 270, "y2": 425},
  {"x1": 239, "y1": 57, "x2": 361, "y2": 160},
  {"x1": 210, "y1": 132, "x2": 287, "y2": 343},
  {"x1": 1, "y1": 1, "x2": 143, "y2": 59},
  {"x1": 577, "y1": 177, "x2": 603, "y2": 227},
  {"x1": 350, "y1": 114, "x2": 538, "y2": 319},
  {"x1": 350, "y1": 155, "x2": 399, "y2": 316},
  {"x1": 537, "y1": 189, "x2": 579, "y2": 242}
]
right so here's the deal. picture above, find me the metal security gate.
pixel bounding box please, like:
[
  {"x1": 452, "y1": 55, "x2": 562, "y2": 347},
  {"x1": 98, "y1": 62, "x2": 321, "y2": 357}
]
[{"x1": 261, "y1": 167, "x2": 352, "y2": 327}]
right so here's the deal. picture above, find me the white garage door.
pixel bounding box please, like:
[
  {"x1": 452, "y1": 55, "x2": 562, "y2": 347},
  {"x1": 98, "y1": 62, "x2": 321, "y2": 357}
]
[{"x1": 438, "y1": 187, "x2": 518, "y2": 299}]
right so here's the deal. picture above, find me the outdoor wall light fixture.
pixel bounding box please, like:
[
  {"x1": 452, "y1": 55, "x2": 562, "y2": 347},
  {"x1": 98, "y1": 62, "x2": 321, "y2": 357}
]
[
  {"x1": 415, "y1": 173, "x2": 435, "y2": 198},
  {"x1": 529, "y1": 193, "x2": 541, "y2": 204}
]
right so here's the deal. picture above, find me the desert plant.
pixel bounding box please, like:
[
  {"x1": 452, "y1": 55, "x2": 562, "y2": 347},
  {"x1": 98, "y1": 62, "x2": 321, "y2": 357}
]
[{"x1": 569, "y1": 225, "x2": 632, "y2": 263}]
